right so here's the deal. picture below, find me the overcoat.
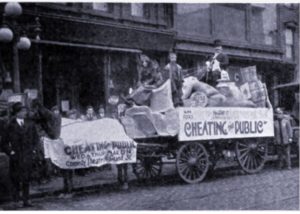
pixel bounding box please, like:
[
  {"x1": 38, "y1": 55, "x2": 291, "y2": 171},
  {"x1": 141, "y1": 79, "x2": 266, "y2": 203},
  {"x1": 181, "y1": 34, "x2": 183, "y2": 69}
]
[
  {"x1": 274, "y1": 114, "x2": 293, "y2": 145},
  {"x1": 2, "y1": 118, "x2": 39, "y2": 182},
  {"x1": 162, "y1": 62, "x2": 184, "y2": 107}
]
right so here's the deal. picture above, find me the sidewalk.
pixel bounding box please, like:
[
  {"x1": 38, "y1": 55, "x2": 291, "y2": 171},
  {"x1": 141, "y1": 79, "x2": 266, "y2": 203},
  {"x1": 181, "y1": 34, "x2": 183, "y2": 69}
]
[
  {"x1": 0, "y1": 165, "x2": 135, "y2": 210},
  {"x1": 30, "y1": 165, "x2": 134, "y2": 198},
  {"x1": 1, "y1": 157, "x2": 285, "y2": 204},
  {"x1": 31, "y1": 161, "x2": 177, "y2": 198}
]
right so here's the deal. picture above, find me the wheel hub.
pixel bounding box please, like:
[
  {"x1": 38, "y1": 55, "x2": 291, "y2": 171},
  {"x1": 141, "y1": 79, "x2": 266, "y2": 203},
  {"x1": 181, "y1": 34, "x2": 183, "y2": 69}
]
[
  {"x1": 249, "y1": 143, "x2": 257, "y2": 150},
  {"x1": 188, "y1": 157, "x2": 197, "y2": 165}
]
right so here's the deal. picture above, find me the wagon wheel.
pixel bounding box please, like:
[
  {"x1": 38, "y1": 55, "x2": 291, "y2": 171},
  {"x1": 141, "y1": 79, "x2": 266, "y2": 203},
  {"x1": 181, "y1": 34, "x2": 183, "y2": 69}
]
[
  {"x1": 235, "y1": 139, "x2": 268, "y2": 174},
  {"x1": 176, "y1": 142, "x2": 209, "y2": 184},
  {"x1": 132, "y1": 156, "x2": 162, "y2": 181}
]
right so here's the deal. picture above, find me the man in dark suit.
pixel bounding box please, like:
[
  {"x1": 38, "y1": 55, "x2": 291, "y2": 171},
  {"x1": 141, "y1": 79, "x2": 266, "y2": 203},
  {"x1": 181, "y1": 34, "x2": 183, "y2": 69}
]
[
  {"x1": 206, "y1": 39, "x2": 229, "y2": 87},
  {"x1": 162, "y1": 51, "x2": 184, "y2": 107},
  {"x1": 274, "y1": 107, "x2": 293, "y2": 170},
  {"x1": 2, "y1": 102, "x2": 39, "y2": 207}
]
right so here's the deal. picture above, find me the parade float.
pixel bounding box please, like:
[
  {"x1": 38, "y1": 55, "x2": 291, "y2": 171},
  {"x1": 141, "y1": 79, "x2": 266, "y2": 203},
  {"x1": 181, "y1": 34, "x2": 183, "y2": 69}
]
[{"x1": 119, "y1": 65, "x2": 275, "y2": 184}]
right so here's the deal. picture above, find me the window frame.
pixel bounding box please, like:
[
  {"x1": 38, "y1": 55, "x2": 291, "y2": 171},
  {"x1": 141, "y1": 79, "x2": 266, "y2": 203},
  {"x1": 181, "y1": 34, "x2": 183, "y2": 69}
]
[
  {"x1": 91, "y1": 3, "x2": 114, "y2": 13},
  {"x1": 121, "y1": 3, "x2": 158, "y2": 25},
  {"x1": 284, "y1": 27, "x2": 295, "y2": 60},
  {"x1": 130, "y1": 3, "x2": 146, "y2": 18}
]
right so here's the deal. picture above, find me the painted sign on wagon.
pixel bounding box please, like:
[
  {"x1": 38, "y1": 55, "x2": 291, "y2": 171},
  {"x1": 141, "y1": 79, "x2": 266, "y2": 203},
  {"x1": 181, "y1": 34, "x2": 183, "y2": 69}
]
[
  {"x1": 178, "y1": 107, "x2": 274, "y2": 141},
  {"x1": 43, "y1": 118, "x2": 137, "y2": 169}
]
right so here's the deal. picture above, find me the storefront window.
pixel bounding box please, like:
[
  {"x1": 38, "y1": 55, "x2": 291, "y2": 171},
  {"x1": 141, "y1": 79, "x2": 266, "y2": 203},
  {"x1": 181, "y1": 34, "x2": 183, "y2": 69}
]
[
  {"x1": 285, "y1": 28, "x2": 294, "y2": 59},
  {"x1": 176, "y1": 4, "x2": 211, "y2": 37},
  {"x1": 251, "y1": 4, "x2": 278, "y2": 46},
  {"x1": 214, "y1": 4, "x2": 247, "y2": 42}
]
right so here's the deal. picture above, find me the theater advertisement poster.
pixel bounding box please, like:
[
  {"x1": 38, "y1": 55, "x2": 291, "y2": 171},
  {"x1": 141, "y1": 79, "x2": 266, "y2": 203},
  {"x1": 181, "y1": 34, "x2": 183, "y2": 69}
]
[
  {"x1": 43, "y1": 118, "x2": 137, "y2": 169},
  {"x1": 178, "y1": 107, "x2": 274, "y2": 141}
]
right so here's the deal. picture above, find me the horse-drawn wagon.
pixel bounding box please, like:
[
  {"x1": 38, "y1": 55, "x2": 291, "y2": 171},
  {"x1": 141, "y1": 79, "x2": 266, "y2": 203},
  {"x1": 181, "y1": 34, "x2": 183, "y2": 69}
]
[{"x1": 121, "y1": 106, "x2": 274, "y2": 184}]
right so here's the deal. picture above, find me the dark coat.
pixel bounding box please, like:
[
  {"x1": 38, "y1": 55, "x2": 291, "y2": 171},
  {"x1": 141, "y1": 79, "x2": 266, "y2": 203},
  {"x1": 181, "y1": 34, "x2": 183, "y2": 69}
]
[
  {"x1": 209, "y1": 52, "x2": 229, "y2": 70},
  {"x1": 274, "y1": 114, "x2": 293, "y2": 145},
  {"x1": 30, "y1": 106, "x2": 61, "y2": 140},
  {"x1": 162, "y1": 62, "x2": 184, "y2": 107},
  {"x1": 138, "y1": 61, "x2": 163, "y2": 87},
  {"x1": 0, "y1": 118, "x2": 8, "y2": 152},
  {"x1": 129, "y1": 61, "x2": 164, "y2": 106},
  {"x1": 2, "y1": 118, "x2": 39, "y2": 182}
]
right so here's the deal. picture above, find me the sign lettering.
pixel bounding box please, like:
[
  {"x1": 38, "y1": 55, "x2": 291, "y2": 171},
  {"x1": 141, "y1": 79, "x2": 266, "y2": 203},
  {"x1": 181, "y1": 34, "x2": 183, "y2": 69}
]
[{"x1": 179, "y1": 107, "x2": 274, "y2": 141}]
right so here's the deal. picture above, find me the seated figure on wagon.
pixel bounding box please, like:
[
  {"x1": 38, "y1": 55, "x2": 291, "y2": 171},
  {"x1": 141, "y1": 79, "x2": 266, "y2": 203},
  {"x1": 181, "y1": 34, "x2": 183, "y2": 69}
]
[{"x1": 124, "y1": 51, "x2": 184, "y2": 109}]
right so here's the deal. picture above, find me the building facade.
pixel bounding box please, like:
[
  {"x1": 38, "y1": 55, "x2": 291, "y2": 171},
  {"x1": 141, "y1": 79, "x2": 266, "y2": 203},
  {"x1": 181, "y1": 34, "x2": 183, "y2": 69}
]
[
  {"x1": 0, "y1": 3, "x2": 175, "y2": 114},
  {"x1": 173, "y1": 3, "x2": 299, "y2": 109},
  {"x1": 0, "y1": 3, "x2": 299, "y2": 114}
]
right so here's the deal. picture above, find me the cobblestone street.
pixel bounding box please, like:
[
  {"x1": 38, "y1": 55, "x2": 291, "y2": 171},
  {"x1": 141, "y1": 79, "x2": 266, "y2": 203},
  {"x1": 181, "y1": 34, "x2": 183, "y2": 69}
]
[{"x1": 4, "y1": 163, "x2": 298, "y2": 210}]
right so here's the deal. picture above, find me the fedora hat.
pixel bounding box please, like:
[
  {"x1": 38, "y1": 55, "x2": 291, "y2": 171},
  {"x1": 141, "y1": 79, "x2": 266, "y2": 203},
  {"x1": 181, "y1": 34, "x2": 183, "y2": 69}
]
[
  {"x1": 11, "y1": 102, "x2": 26, "y2": 116},
  {"x1": 213, "y1": 39, "x2": 222, "y2": 47}
]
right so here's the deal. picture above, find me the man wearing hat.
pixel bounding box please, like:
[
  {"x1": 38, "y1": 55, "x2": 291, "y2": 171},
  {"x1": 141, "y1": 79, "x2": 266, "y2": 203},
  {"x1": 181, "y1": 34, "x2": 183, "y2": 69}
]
[
  {"x1": 206, "y1": 39, "x2": 229, "y2": 87},
  {"x1": 274, "y1": 107, "x2": 293, "y2": 170},
  {"x1": 2, "y1": 102, "x2": 39, "y2": 207}
]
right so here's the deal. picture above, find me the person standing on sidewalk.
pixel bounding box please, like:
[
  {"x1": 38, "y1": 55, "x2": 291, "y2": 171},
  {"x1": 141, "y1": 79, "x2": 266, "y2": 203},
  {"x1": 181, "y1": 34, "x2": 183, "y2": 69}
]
[
  {"x1": 2, "y1": 102, "x2": 39, "y2": 207},
  {"x1": 29, "y1": 101, "x2": 63, "y2": 183},
  {"x1": 274, "y1": 107, "x2": 293, "y2": 169}
]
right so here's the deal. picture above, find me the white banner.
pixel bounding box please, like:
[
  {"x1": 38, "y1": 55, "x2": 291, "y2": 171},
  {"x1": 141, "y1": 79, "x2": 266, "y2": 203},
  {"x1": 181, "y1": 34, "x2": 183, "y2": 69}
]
[
  {"x1": 44, "y1": 118, "x2": 137, "y2": 169},
  {"x1": 178, "y1": 107, "x2": 274, "y2": 141}
]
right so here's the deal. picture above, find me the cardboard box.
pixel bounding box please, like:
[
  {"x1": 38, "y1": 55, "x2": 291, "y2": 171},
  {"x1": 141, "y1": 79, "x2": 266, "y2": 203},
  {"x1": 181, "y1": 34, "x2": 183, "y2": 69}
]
[
  {"x1": 247, "y1": 80, "x2": 266, "y2": 104},
  {"x1": 250, "y1": 89, "x2": 266, "y2": 103},
  {"x1": 248, "y1": 80, "x2": 264, "y2": 91},
  {"x1": 240, "y1": 66, "x2": 258, "y2": 83},
  {"x1": 240, "y1": 83, "x2": 252, "y2": 99}
]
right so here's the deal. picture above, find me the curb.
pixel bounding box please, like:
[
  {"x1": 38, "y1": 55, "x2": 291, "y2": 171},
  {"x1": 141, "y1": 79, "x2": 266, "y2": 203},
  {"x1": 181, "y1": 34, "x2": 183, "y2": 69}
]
[
  {"x1": 31, "y1": 180, "x2": 119, "y2": 199},
  {"x1": 0, "y1": 179, "x2": 126, "y2": 205}
]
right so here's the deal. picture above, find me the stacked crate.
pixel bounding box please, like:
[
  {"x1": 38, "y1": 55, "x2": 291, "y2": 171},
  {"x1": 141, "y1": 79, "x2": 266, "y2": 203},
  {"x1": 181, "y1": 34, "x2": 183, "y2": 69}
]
[{"x1": 239, "y1": 66, "x2": 267, "y2": 108}]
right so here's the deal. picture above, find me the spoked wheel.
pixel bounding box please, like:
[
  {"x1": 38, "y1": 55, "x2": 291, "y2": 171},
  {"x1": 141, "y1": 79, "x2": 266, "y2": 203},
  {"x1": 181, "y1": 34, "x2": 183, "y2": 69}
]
[
  {"x1": 132, "y1": 156, "x2": 162, "y2": 181},
  {"x1": 235, "y1": 139, "x2": 268, "y2": 174},
  {"x1": 176, "y1": 142, "x2": 209, "y2": 184}
]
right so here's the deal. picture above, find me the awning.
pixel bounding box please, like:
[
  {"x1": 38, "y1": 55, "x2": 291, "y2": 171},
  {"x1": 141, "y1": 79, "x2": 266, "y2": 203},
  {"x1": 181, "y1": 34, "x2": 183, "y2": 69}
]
[
  {"x1": 31, "y1": 39, "x2": 142, "y2": 54},
  {"x1": 272, "y1": 82, "x2": 300, "y2": 90},
  {"x1": 175, "y1": 42, "x2": 283, "y2": 62}
]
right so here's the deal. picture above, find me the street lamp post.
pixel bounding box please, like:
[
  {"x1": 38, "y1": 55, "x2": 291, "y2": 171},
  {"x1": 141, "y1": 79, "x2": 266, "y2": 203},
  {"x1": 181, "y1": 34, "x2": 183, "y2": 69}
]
[
  {"x1": 0, "y1": 2, "x2": 32, "y2": 93},
  {"x1": 12, "y1": 34, "x2": 20, "y2": 92}
]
